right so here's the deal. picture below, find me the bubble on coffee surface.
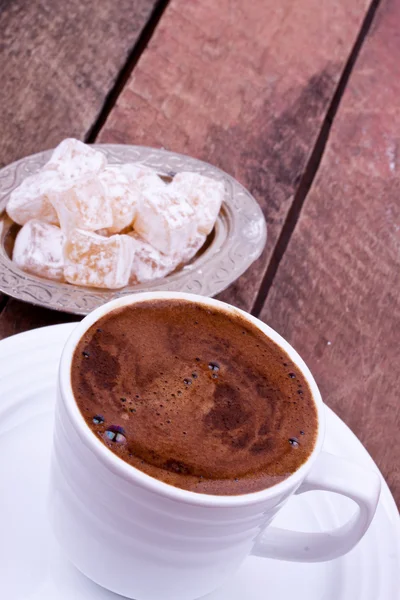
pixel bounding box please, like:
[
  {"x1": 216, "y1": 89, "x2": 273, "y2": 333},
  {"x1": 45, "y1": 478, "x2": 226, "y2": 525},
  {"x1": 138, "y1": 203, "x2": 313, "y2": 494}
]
[
  {"x1": 208, "y1": 362, "x2": 220, "y2": 372},
  {"x1": 82, "y1": 351, "x2": 90, "y2": 359},
  {"x1": 105, "y1": 425, "x2": 126, "y2": 443},
  {"x1": 183, "y1": 378, "x2": 192, "y2": 386},
  {"x1": 92, "y1": 415, "x2": 104, "y2": 425},
  {"x1": 289, "y1": 438, "x2": 299, "y2": 447}
]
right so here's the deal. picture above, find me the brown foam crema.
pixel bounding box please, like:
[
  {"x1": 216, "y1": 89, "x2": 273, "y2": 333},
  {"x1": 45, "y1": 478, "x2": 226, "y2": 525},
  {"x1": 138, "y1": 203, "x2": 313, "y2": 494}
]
[{"x1": 71, "y1": 300, "x2": 318, "y2": 495}]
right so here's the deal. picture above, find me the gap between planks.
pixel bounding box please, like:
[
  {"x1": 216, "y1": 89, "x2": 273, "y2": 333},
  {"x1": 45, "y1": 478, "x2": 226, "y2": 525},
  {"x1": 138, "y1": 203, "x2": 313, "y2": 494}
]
[
  {"x1": 251, "y1": 0, "x2": 383, "y2": 318},
  {"x1": 85, "y1": 0, "x2": 171, "y2": 143},
  {"x1": 0, "y1": 0, "x2": 171, "y2": 319},
  {"x1": 0, "y1": 0, "x2": 381, "y2": 320}
]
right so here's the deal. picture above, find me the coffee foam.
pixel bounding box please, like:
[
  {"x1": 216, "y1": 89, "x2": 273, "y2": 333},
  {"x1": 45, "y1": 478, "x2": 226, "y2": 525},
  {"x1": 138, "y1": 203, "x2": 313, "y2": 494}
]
[{"x1": 71, "y1": 300, "x2": 318, "y2": 495}]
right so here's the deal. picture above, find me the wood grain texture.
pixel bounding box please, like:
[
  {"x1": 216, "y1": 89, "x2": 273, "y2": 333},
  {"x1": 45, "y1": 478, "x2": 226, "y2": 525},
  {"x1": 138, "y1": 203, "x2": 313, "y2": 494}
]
[
  {"x1": 0, "y1": 0, "x2": 158, "y2": 331},
  {"x1": 98, "y1": 0, "x2": 372, "y2": 310},
  {"x1": 0, "y1": 0, "x2": 158, "y2": 167},
  {"x1": 261, "y1": 0, "x2": 400, "y2": 504},
  {"x1": 0, "y1": 299, "x2": 79, "y2": 340}
]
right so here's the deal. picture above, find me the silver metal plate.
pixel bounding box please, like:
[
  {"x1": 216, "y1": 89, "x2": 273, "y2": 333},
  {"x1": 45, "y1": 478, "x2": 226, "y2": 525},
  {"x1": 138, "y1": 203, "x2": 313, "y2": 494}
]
[{"x1": 0, "y1": 145, "x2": 266, "y2": 315}]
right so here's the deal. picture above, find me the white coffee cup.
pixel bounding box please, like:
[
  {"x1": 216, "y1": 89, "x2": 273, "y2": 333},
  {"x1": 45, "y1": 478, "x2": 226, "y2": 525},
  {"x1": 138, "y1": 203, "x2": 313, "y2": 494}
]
[{"x1": 49, "y1": 292, "x2": 381, "y2": 600}]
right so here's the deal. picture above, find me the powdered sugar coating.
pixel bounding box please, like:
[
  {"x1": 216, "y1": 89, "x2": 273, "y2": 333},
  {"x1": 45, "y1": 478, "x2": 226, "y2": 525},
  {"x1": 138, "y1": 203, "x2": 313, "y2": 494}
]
[
  {"x1": 98, "y1": 165, "x2": 143, "y2": 234},
  {"x1": 179, "y1": 232, "x2": 206, "y2": 263},
  {"x1": 118, "y1": 163, "x2": 158, "y2": 185},
  {"x1": 45, "y1": 138, "x2": 106, "y2": 181},
  {"x1": 128, "y1": 231, "x2": 206, "y2": 284},
  {"x1": 7, "y1": 140, "x2": 224, "y2": 289},
  {"x1": 6, "y1": 169, "x2": 60, "y2": 226},
  {"x1": 49, "y1": 176, "x2": 113, "y2": 233},
  {"x1": 64, "y1": 229, "x2": 135, "y2": 289},
  {"x1": 172, "y1": 172, "x2": 225, "y2": 236},
  {"x1": 12, "y1": 219, "x2": 65, "y2": 281},
  {"x1": 134, "y1": 176, "x2": 197, "y2": 255},
  {"x1": 128, "y1": 233, "x2": 178, "y2": 283},
  {"x1": 6, "y1": 139, "x2": 107, "y2": 227},
  {"x1": 133, "y1": 171, "x2": 222, "y2": 256}
]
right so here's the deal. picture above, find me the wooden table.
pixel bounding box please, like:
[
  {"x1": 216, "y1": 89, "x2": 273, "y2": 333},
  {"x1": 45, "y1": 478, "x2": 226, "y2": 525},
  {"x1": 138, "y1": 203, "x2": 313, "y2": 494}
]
[{"x1": 1, "y1": 0, "x2": 399, "y2": 507}]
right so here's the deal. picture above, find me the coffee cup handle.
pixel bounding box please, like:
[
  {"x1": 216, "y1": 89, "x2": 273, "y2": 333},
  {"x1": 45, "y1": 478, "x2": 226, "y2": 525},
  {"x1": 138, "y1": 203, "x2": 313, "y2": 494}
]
[{"x1": 251, "y1": 451, "x2": 381, "y2": 562}]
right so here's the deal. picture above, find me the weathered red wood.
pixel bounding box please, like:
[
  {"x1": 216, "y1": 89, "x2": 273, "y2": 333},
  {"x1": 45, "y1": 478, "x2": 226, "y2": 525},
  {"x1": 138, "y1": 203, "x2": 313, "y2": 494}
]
[
  {"x1": 0, "y1": 0, "x2": 158, "y2": 167},
  {"x1": 0, "y1": 299, "x2": 79, "y2": 339},
  {"x1": 0, "y1": 0, "x2": 159, "y2": 331},
  {"x1": 98, "y1": 0, "x2": 373, "y2": 311},
  {"x1": 260, "y1": 0, "x2": 400, "y2": 504}
]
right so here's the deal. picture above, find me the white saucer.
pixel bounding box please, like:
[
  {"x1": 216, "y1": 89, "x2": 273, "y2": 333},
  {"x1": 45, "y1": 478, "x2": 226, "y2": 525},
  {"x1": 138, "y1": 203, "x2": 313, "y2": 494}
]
[{"x1": 0, "y1": 324, "x2": 399, "y2": 600}]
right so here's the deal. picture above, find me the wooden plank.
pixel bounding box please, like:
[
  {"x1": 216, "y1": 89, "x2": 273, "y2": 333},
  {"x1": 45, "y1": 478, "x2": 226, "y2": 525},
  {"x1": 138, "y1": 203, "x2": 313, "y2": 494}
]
[
  {"x1": 98, "y1": 0, "x2": 373, "y2": 311},
  {"x1": 0, "y1": 0, "x2": 158, "y2": 167},
  {"x1": 0, "y1": 299, "x2": 79, "y2": 340},
  {"x1": 0, "y1": 0, "x2": 159, "y2": 334},
  {"x1": 260, "y1": 0, "x2": 400, "y2": 504}
]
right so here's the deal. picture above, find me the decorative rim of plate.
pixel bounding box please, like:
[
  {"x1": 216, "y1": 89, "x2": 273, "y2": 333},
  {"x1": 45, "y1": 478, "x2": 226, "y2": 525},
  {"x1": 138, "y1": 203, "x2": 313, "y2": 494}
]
[{"x1": 0, "y1": 144, "x2": 266, "y2": 315}]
